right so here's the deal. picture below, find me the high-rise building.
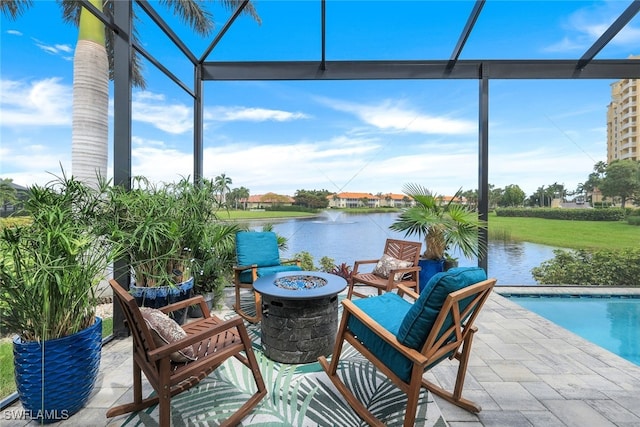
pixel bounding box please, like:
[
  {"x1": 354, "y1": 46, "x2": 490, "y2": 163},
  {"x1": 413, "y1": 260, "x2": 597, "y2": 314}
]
[{"x1": 607, "y1": 59, "x2": 639, "y2": 163}]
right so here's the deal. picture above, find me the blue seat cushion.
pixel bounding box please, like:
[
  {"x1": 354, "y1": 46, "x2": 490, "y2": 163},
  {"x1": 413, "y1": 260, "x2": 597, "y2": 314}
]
[
  {"x1": 235, "y1": 231, "x2": 281, "y2": 268},
  {"x1": 347, "y1": 293, "x2": 414, "y2": 382},
  {"x1": 397, "y1": 267, "x2": 487, "y2": 351},
  {"x1": 238, "y1": 264, "x2": 302, "y2": 284}
]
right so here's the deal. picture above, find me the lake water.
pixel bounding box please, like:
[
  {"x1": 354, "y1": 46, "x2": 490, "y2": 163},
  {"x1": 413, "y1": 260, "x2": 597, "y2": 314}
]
[{"x1": 244, "y1": 212, "x2": 559, "y2": 286}]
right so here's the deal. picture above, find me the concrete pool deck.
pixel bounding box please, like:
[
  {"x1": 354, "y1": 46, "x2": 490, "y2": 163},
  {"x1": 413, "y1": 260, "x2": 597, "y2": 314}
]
[{"x1": 2, "y1": 287, "x2": 640, "y2": 426}]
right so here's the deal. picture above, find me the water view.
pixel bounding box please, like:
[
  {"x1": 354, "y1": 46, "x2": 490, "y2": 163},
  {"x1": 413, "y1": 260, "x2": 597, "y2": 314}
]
[{"x1": 244, "y1": 212, "x2": 559, "y2": 286}]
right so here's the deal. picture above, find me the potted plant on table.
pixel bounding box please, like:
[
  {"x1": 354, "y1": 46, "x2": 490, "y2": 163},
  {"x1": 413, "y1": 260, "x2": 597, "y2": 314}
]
[
  {"x1": 389, "y1": 183, "x2": 486, "y2": 291},
  {"x1": 0, "y1": 172, "x2": 121, "y2": 423}
]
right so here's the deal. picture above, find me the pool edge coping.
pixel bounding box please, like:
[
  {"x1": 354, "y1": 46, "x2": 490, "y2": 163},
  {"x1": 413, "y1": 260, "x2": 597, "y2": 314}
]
[{"x1": 495, "y1": 285, "x2": 640, "y2": 297}]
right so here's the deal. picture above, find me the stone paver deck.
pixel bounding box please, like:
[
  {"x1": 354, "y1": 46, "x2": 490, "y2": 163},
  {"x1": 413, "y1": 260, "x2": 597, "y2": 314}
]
[{"x1": 2, "y1": 288, "x2": 640, "y2": 426}]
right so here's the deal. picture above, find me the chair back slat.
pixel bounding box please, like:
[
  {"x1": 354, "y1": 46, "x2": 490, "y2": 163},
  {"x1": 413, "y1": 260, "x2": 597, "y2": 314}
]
[
  {"x1": 384, "y1": 239, "x2": 421, "y2": 265},
  {"x1": 421, "y1": 279, "x2": 495, "y2": 360}
]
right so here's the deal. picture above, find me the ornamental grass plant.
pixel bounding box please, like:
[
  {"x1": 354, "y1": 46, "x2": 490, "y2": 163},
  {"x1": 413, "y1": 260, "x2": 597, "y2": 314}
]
[{"x1": 0, "y1": 171, "x2": 121, "y2": 342}]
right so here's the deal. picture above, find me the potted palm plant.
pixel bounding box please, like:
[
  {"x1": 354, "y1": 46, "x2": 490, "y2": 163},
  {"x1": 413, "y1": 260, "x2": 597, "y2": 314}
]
[
  {"x1": 0, "y1": 171, "x2": 121, "y2": 423},
  {"x1": 389, "y1": 183, "x2": 487, "y2": 291}
]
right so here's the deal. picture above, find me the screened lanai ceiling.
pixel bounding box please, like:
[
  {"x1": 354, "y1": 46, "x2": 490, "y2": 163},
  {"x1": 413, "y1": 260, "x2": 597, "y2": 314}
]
[{"x1": 88, "y1": 0, "x2": 640, "y2": 88}]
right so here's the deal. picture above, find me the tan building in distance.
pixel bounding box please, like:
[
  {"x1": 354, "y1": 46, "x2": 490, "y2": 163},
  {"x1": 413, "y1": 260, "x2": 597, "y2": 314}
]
[{"x1": 607, "y1": 57, "x2": 639, "y2": 163}]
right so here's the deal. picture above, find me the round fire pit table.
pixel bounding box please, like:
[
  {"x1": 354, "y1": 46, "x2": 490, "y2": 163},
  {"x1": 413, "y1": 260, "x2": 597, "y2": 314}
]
[{"x1": 253, "y1": 271, "x2": 347, "y2": 364}]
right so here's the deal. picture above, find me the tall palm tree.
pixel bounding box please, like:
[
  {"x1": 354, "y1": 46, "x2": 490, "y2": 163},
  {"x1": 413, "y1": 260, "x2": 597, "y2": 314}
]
[{"x1": 2, "y1": 0, "x2": 260, "y2": 187}]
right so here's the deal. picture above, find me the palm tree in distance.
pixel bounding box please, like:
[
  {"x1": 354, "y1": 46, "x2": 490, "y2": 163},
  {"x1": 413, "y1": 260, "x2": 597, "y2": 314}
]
[
  {"x1": 214, "y1": 173, "x2": 233, "y2": 206},
  {"x1": 1, "y1": 0, "x2": 260, "y2": 187}
]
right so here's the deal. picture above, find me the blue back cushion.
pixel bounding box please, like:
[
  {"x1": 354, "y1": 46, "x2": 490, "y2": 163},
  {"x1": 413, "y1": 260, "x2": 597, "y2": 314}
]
[
  {"x1": 347, "y1": 293, "x2": 414, "y2": 382},
  {"x1": 236, "y1": 231, "x2": 281, "y2": 267},
  {"x1": 397, "y1": 267, "x2": 487, "y2": 350},
  {"x1": 238, "y1": 264, "x2": 302, "y2": 284}
]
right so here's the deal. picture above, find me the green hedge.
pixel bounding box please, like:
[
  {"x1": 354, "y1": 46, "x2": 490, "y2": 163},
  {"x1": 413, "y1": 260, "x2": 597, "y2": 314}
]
[
  {"x1": 495, "y1": 208, "x2": 625, "y2": 221},
  {"x1": 531, "y1": 248, "x2": 640, "y2": 286}
]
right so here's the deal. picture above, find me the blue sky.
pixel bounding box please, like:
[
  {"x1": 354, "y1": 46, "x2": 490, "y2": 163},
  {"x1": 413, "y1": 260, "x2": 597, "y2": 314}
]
[{"x1": 1, "y1": 1, "x2": 639, "y2": 198}]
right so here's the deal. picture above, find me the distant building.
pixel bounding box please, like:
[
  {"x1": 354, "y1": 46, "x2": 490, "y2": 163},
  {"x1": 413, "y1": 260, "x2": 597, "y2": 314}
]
[
  {"x1": 327, "y1": 192, "x2": 380, "y2": 208},
  {"x1": 240, "y1": 193, "x2": 295, "y2": 210},
  {"x1": 607, "y1": 56, "x2": 639, "y2": 163}
]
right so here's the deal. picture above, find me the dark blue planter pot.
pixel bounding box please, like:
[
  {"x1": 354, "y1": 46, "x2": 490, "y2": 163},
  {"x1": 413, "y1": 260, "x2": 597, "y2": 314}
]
[
  {"x1": 12, "y1": 317, "x2": 102, "y2": 423},
  {"x1": 130, "y1": 277, "x2": 194, "y2": 324},
  {"x1": 418, "y1": 258, "x2": 445, "y2": 292}
]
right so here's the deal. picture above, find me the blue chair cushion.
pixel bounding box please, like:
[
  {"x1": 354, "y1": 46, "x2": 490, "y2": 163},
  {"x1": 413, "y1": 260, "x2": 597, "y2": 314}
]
[
  {"x1": 235, "y1": 231, "x2": 281, "y2": 268},
  {"x1": 397, "y1": 267, "x2": 487, "y2": 350},
  {"x1": 238, "y1": 264, "x2": 302, "y2": 284},
  {"x1": 347, "y1": 293, "x2": 414, "y2": 382}
]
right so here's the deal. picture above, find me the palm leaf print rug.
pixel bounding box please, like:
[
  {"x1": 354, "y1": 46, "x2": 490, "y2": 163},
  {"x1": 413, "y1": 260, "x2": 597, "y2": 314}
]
[{"x1": 122, "y1": 292, "x2": 448, "y2": 427}]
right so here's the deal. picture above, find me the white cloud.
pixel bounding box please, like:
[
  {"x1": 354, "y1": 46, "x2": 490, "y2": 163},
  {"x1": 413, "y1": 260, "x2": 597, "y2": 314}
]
[
  {"x1": 0, "y1": 78, "x2": 72, "y2": 126},
  {"x1": 32, "y1": 38, "x2": 73, "y2": 59},
  {"x1": 207, "y1": 106, "x2": 309, "y2": 122},
  {"x1": 130, "y1": 91, "x2": 310, "y2": 134},
  {"x1": 6, "y1": 30, "x2": 22, "y2": 36},
  {"x1": 323, "y1": 98, "x2": 475, "y2": 135},
  {"x1": 544, "y1": 3, "x2": 640, "y2": 53}
]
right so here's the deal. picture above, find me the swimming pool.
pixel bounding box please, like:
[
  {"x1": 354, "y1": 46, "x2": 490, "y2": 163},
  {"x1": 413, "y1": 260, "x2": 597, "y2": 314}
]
[{"x1": 507, "y1": 295, "x2": 640, "y2": 366}]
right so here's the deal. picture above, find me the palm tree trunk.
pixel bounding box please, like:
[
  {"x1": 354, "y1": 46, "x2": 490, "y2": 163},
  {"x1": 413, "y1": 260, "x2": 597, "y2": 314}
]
[{"x1": 71, "y1": 0, "x2": 108, "y2": 188}]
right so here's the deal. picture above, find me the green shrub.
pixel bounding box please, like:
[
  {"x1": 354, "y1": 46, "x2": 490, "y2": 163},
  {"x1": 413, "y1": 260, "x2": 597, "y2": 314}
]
[
  {"x1": 496, "y1": 207, "x2": 625, "y2": 221},
  {"x1": 628, "y1": 216, "x2": 640, "y2": 226},
  {"x1": 531, "y1": 248, "x2": 640, "y2": 286}
]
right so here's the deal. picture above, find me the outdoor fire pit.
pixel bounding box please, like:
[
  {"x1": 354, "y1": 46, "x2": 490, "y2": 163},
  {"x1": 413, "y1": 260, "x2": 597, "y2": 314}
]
[{"x1": 253, "y1": 271, "x2": 347, "y2": 364}]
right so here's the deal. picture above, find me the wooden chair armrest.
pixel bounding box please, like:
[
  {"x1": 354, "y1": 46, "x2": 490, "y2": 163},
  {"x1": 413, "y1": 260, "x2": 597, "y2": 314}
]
[
  {"x1": 281, "y1": 258, "x2": 301, "y2": 266},
  {"x1": 158, "y1": 295, "x2": 206, "y2": 314},
  {"x1": 396, "y1": 284, "x2": 420, "y2": 300},
  {"x1": 233, "y1": 264, "x2": 258, "y2": 272},
  {"x1": 353, "y1": 259, "x2": 379, "y2": 274},
  {"x1": 147, "y1": 316, "x2": 244, "y2": 361},
  {"x1": 342, "y1": 299, "x2": 426, "y2": 364}
]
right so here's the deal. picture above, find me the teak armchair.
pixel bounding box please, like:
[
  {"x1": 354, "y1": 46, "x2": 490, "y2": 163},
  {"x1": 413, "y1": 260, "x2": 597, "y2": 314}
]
[
  {"x1": 107, "y1": 279, "x2": 266, "y2": 427},
  {"x1": 347, "y1": 238, "x2": 422, "y2": 299},
  {"x1": 233, "y1": 231, "x2": 301, "y2": 322},
  {"x1": 319, "y1": 267, "x2": 496, "y2": 427}
]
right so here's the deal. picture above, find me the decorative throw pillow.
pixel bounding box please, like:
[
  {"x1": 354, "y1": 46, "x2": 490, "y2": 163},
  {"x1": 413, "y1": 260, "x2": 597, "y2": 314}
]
[
  {"x1": 140, "y1": 307, "x2": 196, "y2": 362},
  {"x1": 372, "y1": 254, "x2": 413, "y2": 281}
]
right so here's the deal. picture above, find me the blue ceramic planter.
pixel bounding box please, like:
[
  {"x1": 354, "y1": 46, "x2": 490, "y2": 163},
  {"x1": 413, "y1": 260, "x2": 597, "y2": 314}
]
[
  {"x1": 418, "y1": 258, "x2": 445, "y2": 292},
  {"x1": 130, "y1": 277, "x2": 194, "y2": 324},
  {"x1": 12, "y1": 317, "x2": 102, "y2": 423}
]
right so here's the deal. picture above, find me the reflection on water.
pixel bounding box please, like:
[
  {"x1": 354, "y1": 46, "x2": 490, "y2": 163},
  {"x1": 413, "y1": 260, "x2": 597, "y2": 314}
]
[{"x1": 243, "y1": 212, "x2": 560, "y2": 285}]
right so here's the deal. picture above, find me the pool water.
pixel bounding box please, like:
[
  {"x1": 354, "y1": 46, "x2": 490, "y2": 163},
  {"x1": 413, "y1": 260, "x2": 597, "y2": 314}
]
[{"x1": 509, "y1": 296, "x2": 640, "y2": 366}]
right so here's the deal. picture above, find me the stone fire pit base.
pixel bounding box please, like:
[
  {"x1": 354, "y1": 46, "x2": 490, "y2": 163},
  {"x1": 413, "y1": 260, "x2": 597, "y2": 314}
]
[{"x1": 261, "y1": 294, "x2": 339, "y2": 364}]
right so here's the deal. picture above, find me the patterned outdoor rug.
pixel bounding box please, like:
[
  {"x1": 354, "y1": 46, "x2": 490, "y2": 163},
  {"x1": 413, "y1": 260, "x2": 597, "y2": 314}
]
[{"x1": 122, "y1": 292, "x2": 448, "y2": 426}]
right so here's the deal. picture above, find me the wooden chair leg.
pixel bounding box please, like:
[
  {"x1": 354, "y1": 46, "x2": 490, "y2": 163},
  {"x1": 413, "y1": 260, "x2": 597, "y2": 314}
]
[
  {"x1": 233, "y1": 283, "x2": 261, "y2": 323},
  {"x1": 422, "y1": 330, "x2": 481, "y2": 413}
]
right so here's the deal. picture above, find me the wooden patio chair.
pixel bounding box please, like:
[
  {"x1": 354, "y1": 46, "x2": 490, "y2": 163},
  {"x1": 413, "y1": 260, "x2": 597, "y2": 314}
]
[
  {"x1": 319, "y1": 267, "x2": 496, "y2": 427},
  {"x1": 347, "y1": 238, "x2": 422, "y2": 299},
  {"x1": 107, "y1": 279, "x2": 267, "y2": 427},
  {"x1": 233, "y1": 231, "x2": 301, "y2": 322}
]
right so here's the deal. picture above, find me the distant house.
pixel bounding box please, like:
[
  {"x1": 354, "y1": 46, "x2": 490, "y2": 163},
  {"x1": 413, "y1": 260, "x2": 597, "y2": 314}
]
[
  {"x1": 240, "y1": 193, "x2": 295, "y2": 210},
  {"x1": 378, "y1": 193, "x2": 412, "y2": 208}
]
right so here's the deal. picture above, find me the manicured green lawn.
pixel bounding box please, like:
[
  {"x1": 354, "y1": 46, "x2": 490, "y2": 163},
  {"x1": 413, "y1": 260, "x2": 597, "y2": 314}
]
[
  {"x1": 0, "y1": 341, "x2": 14, "y2": 399},
  {"x1": 488, "y1": 213, "x2": 640, "y2": 250}
]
